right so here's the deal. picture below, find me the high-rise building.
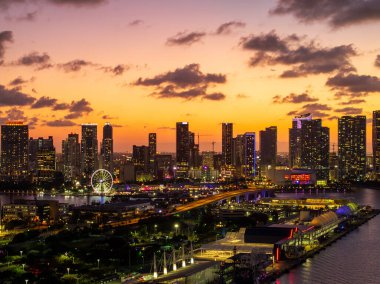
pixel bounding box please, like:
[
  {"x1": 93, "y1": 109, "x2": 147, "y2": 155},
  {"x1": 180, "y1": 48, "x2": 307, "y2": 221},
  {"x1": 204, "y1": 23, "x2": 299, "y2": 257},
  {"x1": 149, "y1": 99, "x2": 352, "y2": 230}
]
[
  {"x1": 373, "y1": 111, "x2": 380, "y2": 180},
  {"x1": 62, "y1": 133, "x2": 81, "y2": 182},
  {"x1": 1, "y1": 122, "x2": 29, "y2": 181},
  {"x1": 232, "y1": 134, "x2": 244, "y2": 168},
  {"x1": 148, "y1": 133, "x2": 157, "y2": 174},
  {"x1": 154, "y1": 154, "x2": 173, "y2": 180},
  {"x1": 289, "y1": 114, "x2": 312, "y2": 168},
  {"x1": 259, "y1": 126, "x2": 277, "y2": 168},
  {"x1": 222, "y1": 123, "x2": 233, "y2": 165},
  {"x1": 289, "y1": 114, "x2": 329, "y2": 180},
  {"x1": 132, "y1": 145, "x2": 149, "y2": 172},
  {"x1": 176, "y1": 122, "x2": 190, "y2": 177},
  {"x1": 81, "y1": 124, "x2": 98, "y2": 179},
  {"x1": 101, "y1": 123, "x2": 113, "y2": 173},
  {"x1": 189, "y1": 131, "x2": 200, "y2": 168},
  {"x1": 29, "y1": 136, "x2": 56, "y2": 183},
  {"x1": 243, "y1": 132, "x2": 256, "y2": 177},
  {"x1": 338, "y1": 115, "x2": 366, "y2": 181}
]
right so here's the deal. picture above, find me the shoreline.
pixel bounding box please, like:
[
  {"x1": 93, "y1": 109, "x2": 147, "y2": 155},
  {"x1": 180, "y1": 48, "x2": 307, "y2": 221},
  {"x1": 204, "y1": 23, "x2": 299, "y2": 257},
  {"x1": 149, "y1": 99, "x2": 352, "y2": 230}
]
[{"x1": 263, "y1": 209, "x2": 380, "y2": 283}]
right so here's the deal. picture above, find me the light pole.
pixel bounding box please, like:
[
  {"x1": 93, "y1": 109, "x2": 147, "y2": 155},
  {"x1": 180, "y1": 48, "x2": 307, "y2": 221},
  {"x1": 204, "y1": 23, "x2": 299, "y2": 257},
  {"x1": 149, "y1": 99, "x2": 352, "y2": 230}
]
[
  {"x1": 25, "y1": 280, "x2": 28, "y2": 284},
  {"x1": 20, "y1": 251, "x2": 23, "y2": 257},
  {"x1": 97, "y1": 258, "x2": 100, "y2": 269},
  {"x1": 67, "y1": 267, "x2": 70, "y2": 275},
  {"x1": 22, "y1": 264, "x2": 25, "y2": 270},
  {"x1": 174, "y1": 224, "x2": 179, "y2": 235}
]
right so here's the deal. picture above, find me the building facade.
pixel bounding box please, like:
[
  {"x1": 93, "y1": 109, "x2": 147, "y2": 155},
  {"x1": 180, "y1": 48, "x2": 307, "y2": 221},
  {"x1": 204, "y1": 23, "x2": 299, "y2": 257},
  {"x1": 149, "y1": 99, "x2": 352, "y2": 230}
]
[
  {"x1": 259, "y1": 126, "x2": 277, "y2": 169},
  {"x1": 338, "y1": 115, "x2": 366, "y2": 181},
  {"x1": 81, "y1": 124, "x2": 98, "y2": 179},
  {"x1": 373, "y1": 111, "x2": 380, "y2": 180},
  {"x1": 101, "y1": 123, "x2": 113, "y2": 174},
  {"x1": 222, "y1": 122, "x2": 233, "y2": 165},
  {"x1": 1, "y1": 122, "x2": 29, "y2": 181},
  {"x1": 62, "y1": 133, "x2": 81, "y2": 183},
  {"x1": 29, "y1": 136, "x2": 56, "y2": 183},
  {"x1": 176, "y1": 122, "x2": 190, "y2": 177}
]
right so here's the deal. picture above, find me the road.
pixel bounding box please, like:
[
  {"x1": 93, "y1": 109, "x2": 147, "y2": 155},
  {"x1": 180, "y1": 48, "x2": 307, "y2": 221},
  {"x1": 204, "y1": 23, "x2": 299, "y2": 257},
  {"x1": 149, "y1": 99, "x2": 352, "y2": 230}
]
[{"x1": 101, "y1": 187, "x2": 265, "y2": 228}]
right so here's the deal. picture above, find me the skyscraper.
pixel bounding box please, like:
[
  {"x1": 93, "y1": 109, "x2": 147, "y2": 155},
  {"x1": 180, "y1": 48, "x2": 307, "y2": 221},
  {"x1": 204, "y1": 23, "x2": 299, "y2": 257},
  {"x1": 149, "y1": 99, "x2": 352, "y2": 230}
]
[
  {"x1": 1, "y1": 122, "x2": 29, "y2": 181},
  {"x1": 189, "y1": 131, "x2": 200, "y2": 168},
  {"x1": 259, "y1": 126, "x2": 277, "y2": 168},
  {"x1": 222, "y1": 123, "x2": 233, "y2": 165},
  {"x1": 29, "y1": 136, "x2": 56, "y2": 183},
  {"x1": 62, "y1": 133, "x2": 81, "y2": 182},
  {"x1": 243, "y1": 132, "x2": 256, "y2": 177},
  {"x1": 81, "y1": 124, "x2": 98, "y2": 179},
  {"x1": 338, "y1": 115, "x2": 366, "y2": 181},
  {"x1": 289, "y1": 114, "x2": 329, "y2": 180},
  {"x1": 373, "y1": 111, "x2": 380, "y2": 180},
  {"x1": 101, "y1": 123, "x2": 113, "y2": 173},
  {"x1": 176, "y1": 122, "x2": 190, "y2": 177},
  {"x1": 148, "y1": 133, "x2": 157, "y2": 174}
]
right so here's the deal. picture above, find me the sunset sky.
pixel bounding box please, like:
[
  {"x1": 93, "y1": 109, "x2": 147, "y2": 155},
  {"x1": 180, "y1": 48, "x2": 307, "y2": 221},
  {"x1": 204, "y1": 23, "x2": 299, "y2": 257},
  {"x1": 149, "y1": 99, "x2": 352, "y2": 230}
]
[{"x1": 1, "y1": 0, "x2": 380, "y2": 153}]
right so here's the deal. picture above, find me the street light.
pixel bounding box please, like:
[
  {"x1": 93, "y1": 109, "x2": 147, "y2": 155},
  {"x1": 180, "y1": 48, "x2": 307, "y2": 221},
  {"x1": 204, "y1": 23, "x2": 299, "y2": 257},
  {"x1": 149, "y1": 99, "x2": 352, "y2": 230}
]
[
  {"x1": 97, "y1": 258, "x2": 100, "y2": 269},
  {"x1": 20, "y1": 251, "x2": 23, "y2": 257},
  {"x1": 174, "y1": 224, "x2": 179, "y2": 235},
  {"x1": 25, "y1": 280, "x2": 28, "y2": 284},
  {"x1": 22, "y1": 264, "x2": 25, "y2": 270}
]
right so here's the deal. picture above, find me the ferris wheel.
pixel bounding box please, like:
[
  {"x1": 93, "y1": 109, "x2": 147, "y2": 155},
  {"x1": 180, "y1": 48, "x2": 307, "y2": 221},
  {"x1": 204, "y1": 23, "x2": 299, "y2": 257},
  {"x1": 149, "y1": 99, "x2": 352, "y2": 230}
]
[{"x1": 91, "y1": 169, "x2": 113, "y2": 194}]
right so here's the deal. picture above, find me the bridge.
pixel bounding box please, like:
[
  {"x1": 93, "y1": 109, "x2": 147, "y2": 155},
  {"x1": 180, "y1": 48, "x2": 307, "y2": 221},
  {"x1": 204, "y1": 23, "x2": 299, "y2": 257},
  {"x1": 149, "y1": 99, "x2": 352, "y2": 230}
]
[{"x1": 100, "y1": 187, "x2": 273, "y2": 228}]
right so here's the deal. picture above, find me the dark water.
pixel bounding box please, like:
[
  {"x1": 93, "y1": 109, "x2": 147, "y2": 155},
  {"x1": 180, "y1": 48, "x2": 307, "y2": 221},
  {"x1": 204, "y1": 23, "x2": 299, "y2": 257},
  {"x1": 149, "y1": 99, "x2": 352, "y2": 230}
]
[
  {"x1": 276, "y1": 188, "x2": 380, "y2": 284},
  {"x1": 0, "y1": 192, "x2": 111, "y2": 206}
]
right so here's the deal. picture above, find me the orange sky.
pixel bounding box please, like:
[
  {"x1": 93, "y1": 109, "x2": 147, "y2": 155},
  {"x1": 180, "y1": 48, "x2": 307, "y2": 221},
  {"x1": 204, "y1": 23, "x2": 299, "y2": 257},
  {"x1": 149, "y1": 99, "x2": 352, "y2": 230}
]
[{"x1": 1, "y1": 0, "x2": 380, "y2": 153}]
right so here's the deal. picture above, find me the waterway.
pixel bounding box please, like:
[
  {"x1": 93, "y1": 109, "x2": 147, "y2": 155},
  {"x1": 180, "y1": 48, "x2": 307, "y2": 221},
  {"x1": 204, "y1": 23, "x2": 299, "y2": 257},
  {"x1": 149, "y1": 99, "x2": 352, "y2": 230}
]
[
  {"x1": 0, "y1": 192, "x2": 112, "y2": 206},
  {"x1": 275, "y1": 188, "x2": 380, "y2": 284}
]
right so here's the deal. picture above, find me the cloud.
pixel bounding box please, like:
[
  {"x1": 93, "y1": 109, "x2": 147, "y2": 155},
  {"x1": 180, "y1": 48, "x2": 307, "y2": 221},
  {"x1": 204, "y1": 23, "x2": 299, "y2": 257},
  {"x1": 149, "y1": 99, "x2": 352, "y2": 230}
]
[
  {"x1": 203, "y1": 92, "x2": 226, "y2": 101},
  {"x1": 16, "y1": 11, "x2": 37, "y2": 21},
  {"x1": 135, "y1": 63, "x2": 226, "y2": 87},
  {"x1": 334, "y1": 91, "x2": 367, "y2": 99},
  {"x1": 335, "y1": 107, "x2": 363, "y2": 115},
  {"x1": 129, "y1": 19, "x2": 143, "y2": 26},
  {"x1": 240, "y1": 30, "x2": 356, "y2": 77},
  {"x1": 46, "y1": 119, "x2": 76, "y2": 127},
  {"x1": 135, "y1": 64, "x2": 227, "y2": 101},
  {"x1": 287, "y1": 103, "x2": 332, "y2": 118},
  {"x1": 101, "y1": 64, "x2": 129, "y2": 76},
  {"x1": 58, "y1": 59, "x2": 94, "y2": 72},
  {"x1": 273, "y1": 92, "x2": 318, "y2": 103},
  {"x1": 236, "y1": 93, "x2": 249, "y2": 99},
  {"x1": 31, "y1": 96, "x2": 58, "y2": 108},
  {"x1": 326, "y1": 73, "x2": 380, "y2": 93},
  {"x1": 15, "y1": 52, "x2": 52, "y2": 69},
  {"x1": 102, "y1": 115, "x2": 118, "y2": 119},
  {"x1": 53, "y1": 103, "x2": 70, "y2": 110},
  {"x1": 8, "y1": 76, "x2": 28, "y2": 86},
  {"x1": 157, "y1": 126, "x2": 176, "y2": 130},
  {"x1": 215, "y1": 21, "x2": 246, "y2": 35},
  {"x1": 64, "y1": 98, "x2": 93, "y2": 119},
  {"x1": 0, "y1": 85, "x2": 36, "y2": 106},
  {"x1": 375, "y1": 55, "x2": 380, "y2": 68},
  {"x1": 338, "y1": 99, "x2": 366, "y2": 105},
  {"x1": 6, "y1": 108, "x2": 27, "y2": 121},
  {"x1": 166, "y1": 31, "x2": 206, "y2": 46},
  {"x1": 270, "y1": 0, "x2": 380, "y2": 28},
  {"x1": 0, "y1": 31, "x2": 13, "y2": 61}
]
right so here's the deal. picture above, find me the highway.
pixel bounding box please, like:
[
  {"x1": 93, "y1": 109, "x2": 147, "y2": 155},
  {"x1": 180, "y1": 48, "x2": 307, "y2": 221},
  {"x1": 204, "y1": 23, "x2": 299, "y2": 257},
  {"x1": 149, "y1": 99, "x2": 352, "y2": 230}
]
[{"x1": 101, "y1": 186, "x2": 265, "y2": 228}]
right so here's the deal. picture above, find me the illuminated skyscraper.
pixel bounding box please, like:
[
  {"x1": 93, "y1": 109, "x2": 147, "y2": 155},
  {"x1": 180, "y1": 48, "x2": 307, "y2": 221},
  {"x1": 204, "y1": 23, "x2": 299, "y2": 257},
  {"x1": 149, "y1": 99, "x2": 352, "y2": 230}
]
[
  {"x1": 101, "y1": 123, "x2": 113, "y2": 173},
  {"x1": 29, "y1": 136, "x2": 56, "y2": 183},
  {"x1": 259, "y1": 126, "x2": 277, "y2": 168},
  {"x1": 81, "y1": 124, "x2": 98, "y2": 179},
  {"x1": 1, "y1": 122, "x2": 29, "y2": 181},
  {"x1": 338, "y1": 115, "x2": 366, "y2": 181},
  {"x1": 243, "y1": 132, "x2": 256, "y2": 177},
  {"x1": 373, "y1": 111, "x2": 380, "y2": 180},
  {"x1": 222, "y1": 123, "x2": 233, "y2": 165},
  {"x1": 289, "y1": 114, "x2": 329, "y2": 180},
  {"x1": 148, "y1": 133, "x2": 157, "y2": 174},
  {"x1": 189, "y1": 131, "x2": 200, "y2": 168},
  {"x1": 176, "y1": 122, "x2": 190, "y2": 177},
  {"x1": 62, "y1": 133, "x2": 81, "y2": 182}
]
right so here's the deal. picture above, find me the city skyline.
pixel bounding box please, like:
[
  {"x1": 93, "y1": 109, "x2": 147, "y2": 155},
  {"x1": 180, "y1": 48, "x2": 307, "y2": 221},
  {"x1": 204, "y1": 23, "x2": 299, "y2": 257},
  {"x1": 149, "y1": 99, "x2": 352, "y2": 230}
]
[{"x1": 1, "y1": 1, "x2": 380, "y2": 152}]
